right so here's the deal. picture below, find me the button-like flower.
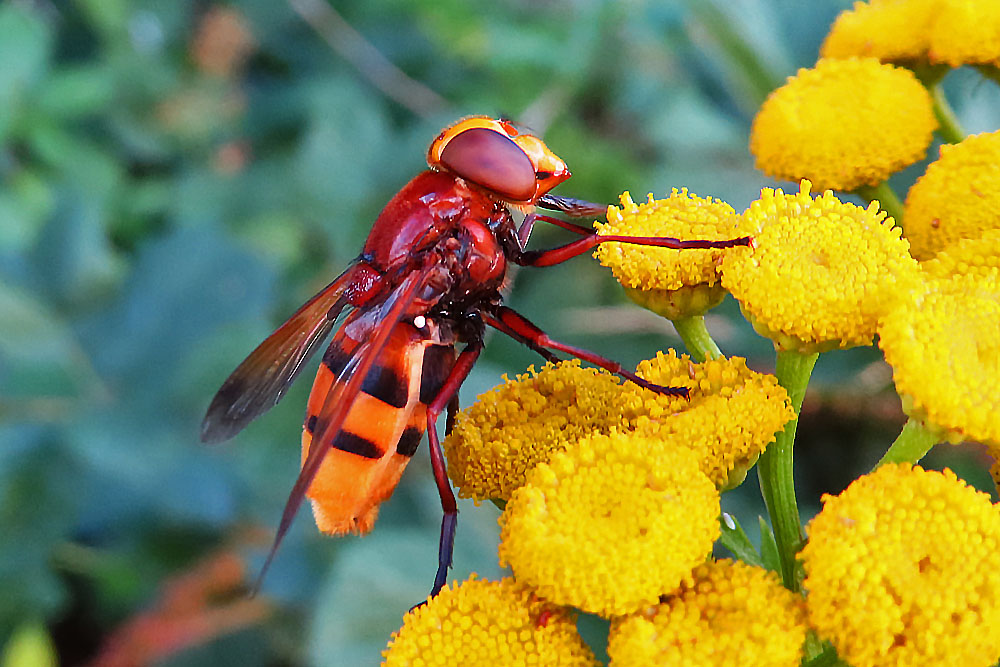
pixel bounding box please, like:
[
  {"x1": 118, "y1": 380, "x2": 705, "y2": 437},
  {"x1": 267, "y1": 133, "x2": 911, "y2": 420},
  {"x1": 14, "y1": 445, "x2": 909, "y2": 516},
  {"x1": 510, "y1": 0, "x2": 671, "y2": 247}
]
[
  {"x1": 444, "y1": 354, "x2": 792, "y2": 499},
  {"x1": 750, "y1": 58, "x2": 936, "y2": 192},
  {"x1": 594, "y1": 190, "x2": 742, "y2": 318},
  {"x1": 801, "y1": 464, "x2": 1000, "y2": 667},
  {"x1": 498, "y1": 431, "x2": 720, "y2": 618},
  {"x1": 721, "y1": 181, "x2": 920, "y2": 353},
  {"x1": 443, "y1": 361, "x2": 647, "y2": 501},
  {"x1": 383, "y1": 576, "x2": 597, "y2": 666},
  {"x1": 607, "y1": 559, "x2": 808, "y2": 667},
  {"x1": 821, "y1": 0, "x2": 938, "y2": 63},
  {"x1": 903, "y1": 130, "x2": 1000, "y2": 260},
  {"x1": 878, "y1": 271, "x2": 1000, "y2": 445},
  {"x1": 822, "y1": 0, "x2": 1000, "y2": 68},
  {"x1": 628, "y1": 350, "x2": 794, "y2": 489}
]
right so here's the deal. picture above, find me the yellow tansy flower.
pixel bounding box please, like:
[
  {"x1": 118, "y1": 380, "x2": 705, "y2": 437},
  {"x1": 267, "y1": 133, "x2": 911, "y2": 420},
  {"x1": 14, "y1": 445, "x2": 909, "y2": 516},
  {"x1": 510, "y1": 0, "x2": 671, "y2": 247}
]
[
  {"x1": 594, "y1": 190, "x2": 742, "y2": 318},
  {"x1": 383, "y1": 576, "x2": 597, "y2": 667},
  {"x1": 878, "y1": 272, "x2": 1000, "y2": 445},
  {"x1": 820, "y1": 0, "x2": 937, "y2": 63},
  {"x1": 607, "y1": 559, "x2": 808, "y2": 667},
  {"x1": 721, "y1": 181, "x2": 920, "y2": 353},
  {"x1": 921, "y1": 228, "x2": 1000, "y2": 280},
  {"x1": 822, "y1": 0, "x2": 1000, "y2": 67},
  {"x1": 801, "y1": 464, "x2": 1000, "y2": 667},
  {"x1": 928, "y1": 0, "x2": 1000, "y2": 67},
  {"x1": 629, "y1": 350, "x2": 795, "y2": 489},
  {"x1": 903, "y1": 130, "x2": 1000, "y2": 260},
  {"x1": 445, "y1": 354, "x2": 792, "y2": 499},
  {"x1": 750, "y1": 58, "x2": 936, "y2": 192},
  {"x1": 443, "y1": 361, "x2": 643, "y2": 501},
  {"x1": 498, "y1": 431, "x2": 720, "y2": 618}
]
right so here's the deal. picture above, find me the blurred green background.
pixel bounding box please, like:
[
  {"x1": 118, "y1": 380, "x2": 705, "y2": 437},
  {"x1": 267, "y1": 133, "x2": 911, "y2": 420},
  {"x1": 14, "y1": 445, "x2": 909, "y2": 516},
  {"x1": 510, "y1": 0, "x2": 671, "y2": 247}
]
[{"x1": 2, "y1": 0, "x2": 998, "y2": 665}]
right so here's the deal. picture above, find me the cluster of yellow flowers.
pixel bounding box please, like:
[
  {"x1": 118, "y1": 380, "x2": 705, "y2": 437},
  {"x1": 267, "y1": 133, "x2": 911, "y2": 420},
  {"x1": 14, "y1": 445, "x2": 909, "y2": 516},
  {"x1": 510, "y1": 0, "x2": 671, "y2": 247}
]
[{"x1": 378, "y1": 1, "x2": 1000, "y2": 664}]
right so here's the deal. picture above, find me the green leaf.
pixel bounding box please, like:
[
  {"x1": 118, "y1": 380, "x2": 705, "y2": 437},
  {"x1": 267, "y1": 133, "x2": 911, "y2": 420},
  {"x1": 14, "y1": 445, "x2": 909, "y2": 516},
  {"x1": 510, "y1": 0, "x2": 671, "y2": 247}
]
[
  {"x1": 36, "y1": 65, "x2": 115, "y2": 118},
  {"x1": 718, "y1": 512, "x2": 763, "y2": 567},
  {"x1": 758, "y1": 516, "x2": 781, "y2": 574}
]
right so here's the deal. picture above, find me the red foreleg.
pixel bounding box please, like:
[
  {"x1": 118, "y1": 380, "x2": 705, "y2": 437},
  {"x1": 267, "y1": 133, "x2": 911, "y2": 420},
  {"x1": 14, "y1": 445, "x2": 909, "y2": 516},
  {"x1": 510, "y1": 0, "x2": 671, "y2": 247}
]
[
  {"x1": 424, "y1": 339, "x2": 483, "y2": 598},
  {"x1": 486, "y1": 306, "x2": 688, "y2": 398},
  {"x1": 515, "y1": 232, "x2": 754, "y2": 268}
]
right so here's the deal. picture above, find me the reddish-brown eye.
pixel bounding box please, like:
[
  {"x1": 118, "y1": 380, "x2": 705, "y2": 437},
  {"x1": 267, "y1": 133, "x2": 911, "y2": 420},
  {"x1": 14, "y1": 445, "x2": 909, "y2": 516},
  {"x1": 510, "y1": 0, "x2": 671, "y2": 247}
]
[{"x1": 438, "y1": 127, "x2": 536, "y2": 201}]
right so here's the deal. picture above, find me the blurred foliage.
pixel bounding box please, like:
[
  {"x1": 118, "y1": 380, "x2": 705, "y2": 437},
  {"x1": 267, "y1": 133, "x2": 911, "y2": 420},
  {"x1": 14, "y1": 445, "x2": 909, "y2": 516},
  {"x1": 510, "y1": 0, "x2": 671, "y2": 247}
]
[{"x1": 1, "y1": 0, "x2": 997, "y2": 665}]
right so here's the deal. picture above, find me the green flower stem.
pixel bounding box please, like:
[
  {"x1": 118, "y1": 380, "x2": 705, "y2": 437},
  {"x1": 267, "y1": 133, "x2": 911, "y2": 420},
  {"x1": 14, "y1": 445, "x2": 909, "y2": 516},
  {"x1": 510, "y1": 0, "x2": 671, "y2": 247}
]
[
  {"x1": 929, "y1": 82, "x2": 965, "y2": 144},
  {"x1": 854, "y1": 182, "x2": 905, "y2": 230},
  {"x1": 672, "y1": 315, "x2": 722, "y2": 362},
  {"x1": 874, "y1": 417, "x2": 939, "y2": 468},
  {"x1": 757, "y1": 348, "x2": 818, "y2": 591}
]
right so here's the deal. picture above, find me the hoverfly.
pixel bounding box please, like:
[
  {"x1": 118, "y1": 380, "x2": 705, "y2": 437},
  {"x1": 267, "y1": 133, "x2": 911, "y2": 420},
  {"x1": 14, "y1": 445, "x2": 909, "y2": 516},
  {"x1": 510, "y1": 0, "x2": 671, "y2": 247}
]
[{"x1": 201, "y1": 116, "x2": 752, "y2": 597}]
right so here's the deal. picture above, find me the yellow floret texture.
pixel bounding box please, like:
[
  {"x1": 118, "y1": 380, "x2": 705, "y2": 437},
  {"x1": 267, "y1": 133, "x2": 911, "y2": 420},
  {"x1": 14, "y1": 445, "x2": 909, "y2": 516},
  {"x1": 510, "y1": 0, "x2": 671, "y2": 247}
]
[
  {"x1": 594, "y1": 190, "x2": 740, "y2": 291},
  {"x1": 443, "y1": 361, "x2": 642, "y2": 501},
  {"x1": 921, "y1": 229, "x2": 1000, "y2": 280},
  {"x1": 903, "y1": 130, "x2": 1000, "y2": 260},
  {"x1": 608, "y1": 559, "x2": 808, "y2": 667},
  {"x1": 628, "y1": 350, "x2": 795, "y2": 489},
  {"x1": 498, "y1": 431, "x2": 720, "y2": 618},
  {"x1": 878, "y1": 272, "x2": 1000, "y2": 445},
  {"x1": 801, "y1": 464, "x2": 1000, "y2": 667},
  {"x1": 721, "y1": 181, "x2": 920, "y2": 352},
  {"x1": 444, "y1": 354, "x2": 793, "y2": 499},
  {"x1": 821, "y1": 0, "x2": 1000, "y2": 67},
  {"x1": 821, "y1": 0, "x2": 937, "y2": 62},
  {"x1": 750, "y1": 58, "x2": 935, "y2": 191},
  {"x1": 383, "y1": 576, "x2": 597, "y2": 666}
]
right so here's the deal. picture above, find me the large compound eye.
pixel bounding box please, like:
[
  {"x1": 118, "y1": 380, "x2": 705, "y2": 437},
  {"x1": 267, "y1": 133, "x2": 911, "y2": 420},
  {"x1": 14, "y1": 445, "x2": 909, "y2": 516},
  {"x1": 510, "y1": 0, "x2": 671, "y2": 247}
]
[{"x1": 439, "y1": 127, "x2": 536, "y2": 201}]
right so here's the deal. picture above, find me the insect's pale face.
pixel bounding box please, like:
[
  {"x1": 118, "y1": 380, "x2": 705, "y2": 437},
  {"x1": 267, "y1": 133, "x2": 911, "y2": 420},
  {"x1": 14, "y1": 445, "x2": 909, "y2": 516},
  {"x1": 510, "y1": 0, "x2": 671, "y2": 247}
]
[{"x1": 427, "y1": 116, "x2": 570, "y2": 204}]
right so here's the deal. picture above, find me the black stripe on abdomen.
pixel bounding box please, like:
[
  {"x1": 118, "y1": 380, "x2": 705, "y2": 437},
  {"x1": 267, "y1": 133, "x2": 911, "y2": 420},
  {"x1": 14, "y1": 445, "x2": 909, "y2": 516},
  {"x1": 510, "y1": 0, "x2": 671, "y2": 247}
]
[
  {"x1": 360, "y1": 363, "x2": 409, "y2": 409},
  {"x1": 420, "y1": 344, "x2": 455, "y2": 404},
  {"x1": 397, "y1": 426, "x2": 423, "y2": 457},
  {"x1": 331, "y1": 431, "x2": 383, "y2": 459}
]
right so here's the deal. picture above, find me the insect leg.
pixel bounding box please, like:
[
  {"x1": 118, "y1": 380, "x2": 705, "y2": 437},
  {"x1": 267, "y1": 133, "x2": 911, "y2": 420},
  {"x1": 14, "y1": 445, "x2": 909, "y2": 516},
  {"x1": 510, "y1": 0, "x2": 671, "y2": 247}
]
[
  {"x1": 536, "y1": 193, "x2": 608, "y2": 218},
  {"x1": 516, "y1": 213, "x2": 593, "y2": 249},
  {"x1": 425, "y1": 339, "x2": 484, "y2": 598},
  {"x1": 485, "y1": 306, "x2": 688, "y2": 398},
  {"x1": 514, "y1": 233, "x2": 754, "y2": 268}
]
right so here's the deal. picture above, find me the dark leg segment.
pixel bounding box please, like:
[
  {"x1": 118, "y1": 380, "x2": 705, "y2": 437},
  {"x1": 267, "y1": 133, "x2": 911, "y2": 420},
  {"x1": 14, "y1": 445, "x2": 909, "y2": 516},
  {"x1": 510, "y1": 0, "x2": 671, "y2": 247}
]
[
  {"x1": 485, "y1": 307, "x2": 689, "y2": 398},
  {"x1": 517, "y1": 213, "x2": 593, "y2": 249},
  {"x1": 424, "y1": 340, "x2": 484, "y2": 598}
]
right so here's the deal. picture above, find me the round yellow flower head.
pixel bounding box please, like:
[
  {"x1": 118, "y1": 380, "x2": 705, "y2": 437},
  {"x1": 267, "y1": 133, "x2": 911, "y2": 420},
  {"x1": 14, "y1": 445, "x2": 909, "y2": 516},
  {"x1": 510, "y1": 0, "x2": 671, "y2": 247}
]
[
  {"x1": 878, "y1": 271, "x2": 1000, "y2": 445},
  {"x1": 820, "y1": 0, "x2": 937, "y2": 63},
  {"x1": 921, "y1": 228, "x2": 1000, "y2": 280},
  {"x1": 750, "y1": 58, "x2": 936, "y2": 192},
  {"x1": 443, "y1": 361, "x2": 644, "y2": 501},
  {"x1": 928, "y1": 0, "x2": 1000, "y2": 67},
  {"x1": 594, "y1": 190, "x2": 742, "y2": 318},
  {"x1": 721, "y1": 181, "x2": 920, "y2": 353},
  {"x1": 498, "y1": 431, "x2": 720, "y2": 618},
  {"x1": 628, "y1": 350, "x2": 795, "y2": 489},
  {"x1": 607, "y1": 559, "x2": 808, "y2": 667},
  {"x1": 903, "y1": 130, "x2": 1000, "y2": 260},
  {"x1": 801, "y1": 464, "x2": 1000, "y2": 667},
  {"x1": 383, "y1": 575, "x2": 597, "y2": 667}
]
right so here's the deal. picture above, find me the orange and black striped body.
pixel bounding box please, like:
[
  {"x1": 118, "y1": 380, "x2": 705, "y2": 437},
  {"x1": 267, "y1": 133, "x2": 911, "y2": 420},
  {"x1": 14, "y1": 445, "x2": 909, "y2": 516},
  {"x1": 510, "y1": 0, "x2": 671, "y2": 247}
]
[{"x1": 302, "y1": 317, "x2": 456, "y2": 536}]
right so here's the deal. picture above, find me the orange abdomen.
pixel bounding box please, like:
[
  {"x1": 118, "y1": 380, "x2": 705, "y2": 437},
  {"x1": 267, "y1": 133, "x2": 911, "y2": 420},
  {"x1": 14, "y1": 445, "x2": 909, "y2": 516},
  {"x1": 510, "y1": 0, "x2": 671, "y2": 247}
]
[{"x1": 301, "y1": 321, "x2": 454, "y2": 535}]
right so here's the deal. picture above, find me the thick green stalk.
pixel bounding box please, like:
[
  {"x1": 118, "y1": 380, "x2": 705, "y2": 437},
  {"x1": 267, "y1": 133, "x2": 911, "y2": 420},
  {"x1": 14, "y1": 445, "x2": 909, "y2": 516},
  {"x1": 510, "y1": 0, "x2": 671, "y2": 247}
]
[
  {"x1": 757, "y1": 348, "x2": 818, "y2": 591},
  {"x1": 854, "y1": 182, "x2": 905, "y2": 230},
  {"x1": 672, "y1": 315, "x2": 722, "y2": 362},
  {"x1": 875, "y1": 417, "x2": 939, "y2": 468}
]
